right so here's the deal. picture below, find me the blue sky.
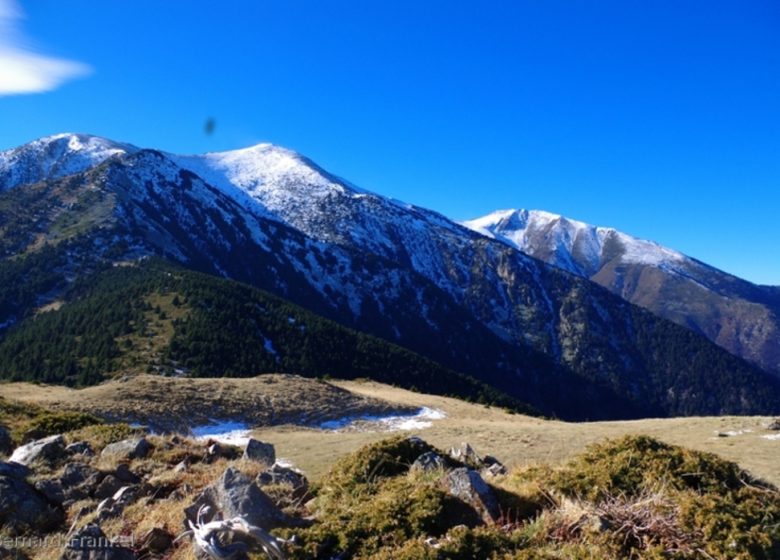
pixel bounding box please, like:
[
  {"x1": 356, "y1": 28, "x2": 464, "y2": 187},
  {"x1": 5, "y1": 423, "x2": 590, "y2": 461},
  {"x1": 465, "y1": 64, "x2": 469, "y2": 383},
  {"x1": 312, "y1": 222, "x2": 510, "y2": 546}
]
[{"x1": 1, "y1": 1, "x2": 778, "y2": 284}]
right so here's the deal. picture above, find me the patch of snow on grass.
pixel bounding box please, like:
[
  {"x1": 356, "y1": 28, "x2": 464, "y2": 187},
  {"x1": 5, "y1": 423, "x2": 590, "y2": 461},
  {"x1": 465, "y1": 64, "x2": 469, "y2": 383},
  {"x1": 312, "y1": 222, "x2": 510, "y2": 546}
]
[
  {"x1": 761, "y1": 433, "x2": 780, "y2": 441},
  {"x1": 192, "y1": 420, "x2": 251, "y2": 446},
  {"x1": 320, "y1": 407, "x2": 446, "y2": 433}
]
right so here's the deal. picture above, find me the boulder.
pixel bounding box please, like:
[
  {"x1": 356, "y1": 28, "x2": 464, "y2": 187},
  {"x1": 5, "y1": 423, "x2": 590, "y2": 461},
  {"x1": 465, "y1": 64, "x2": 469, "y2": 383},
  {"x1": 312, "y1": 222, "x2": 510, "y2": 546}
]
[
  {"x1": 60, "y1": 524, "x2": 136, "y2": 560},
  {"x1": 767, "y1": 418, "x2": 780, "y2": 431},
  {"x1": 0, "y1": 475, "x2": 63, "y2": 534},
  {"x1": 35, "y1": 479, "x2": 66, "y2": 505},
  {"x1": 184, "y1": 467, "x2": 288, "y2": 529},
  {"x1": 0, "y1": 426, "x2": 12, "y2": 457},
  {"x1": 441, "y1": 468, "x2": 500, "y2": 524},
  {"x1": 61, "y1": 463, "x2": 97, "y2": 486},
  {"x1": 113, "y1": 464, "x2": 140, "y2": 484},
  {"x1": 410, "y1": 451, "x2": 447, "y2": 473},
  {"x1": 0, "y1": 461, "x2": 30, "y2": 480},
  {"x1": 66, "y1": 441, "x2": 94, "y2": 457},
  {"x1": 100, "y1": 438, "x2": 150, "y2": 461},
  {"x1": 9, "y1": 435, "x2": 65, "y2": 466},
  {"x1": 94, "y1": 475, "x2": 124, "y2": 500},
  {"x1": 243, "y1": 439, "x2": 275, "y2": 466}
]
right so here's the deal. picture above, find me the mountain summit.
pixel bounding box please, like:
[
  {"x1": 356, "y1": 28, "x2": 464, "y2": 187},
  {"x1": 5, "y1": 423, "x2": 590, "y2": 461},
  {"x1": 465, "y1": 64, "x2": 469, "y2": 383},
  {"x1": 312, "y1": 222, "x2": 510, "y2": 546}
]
[
  {"x1": 0, "y1": 134, "x2": 778, "y2": 419},
  {"x1": 463, "y1": 209, "x2": 780, "y2": 376}
]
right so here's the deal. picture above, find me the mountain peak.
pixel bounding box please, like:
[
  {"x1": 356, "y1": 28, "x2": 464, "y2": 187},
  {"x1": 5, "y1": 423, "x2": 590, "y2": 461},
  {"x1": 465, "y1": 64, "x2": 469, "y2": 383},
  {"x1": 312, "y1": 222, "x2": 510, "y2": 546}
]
[
  {"x1": 462, "y1": 208, "x2": 687, "y2": 276},
  {"x1": 0, "y1": 133, "x2": 137, "y2": 191}
]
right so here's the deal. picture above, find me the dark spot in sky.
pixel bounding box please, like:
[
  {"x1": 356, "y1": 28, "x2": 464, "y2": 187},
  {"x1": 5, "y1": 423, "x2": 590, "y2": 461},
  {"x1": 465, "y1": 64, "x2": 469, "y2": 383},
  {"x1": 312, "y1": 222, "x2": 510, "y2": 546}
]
[{"x1": 204, "y1": 118, "x2": 216, "y2": 136}]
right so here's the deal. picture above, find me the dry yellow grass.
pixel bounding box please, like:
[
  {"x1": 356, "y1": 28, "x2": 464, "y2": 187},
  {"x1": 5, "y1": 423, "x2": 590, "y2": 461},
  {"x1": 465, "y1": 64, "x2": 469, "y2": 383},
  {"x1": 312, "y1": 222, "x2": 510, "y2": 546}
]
[
  {"x1": 3, "y1": 376, "x2": 778, "y2": 486},
  {"x1": 250, "y1": 380, "x2": 780, "y2": 485}
]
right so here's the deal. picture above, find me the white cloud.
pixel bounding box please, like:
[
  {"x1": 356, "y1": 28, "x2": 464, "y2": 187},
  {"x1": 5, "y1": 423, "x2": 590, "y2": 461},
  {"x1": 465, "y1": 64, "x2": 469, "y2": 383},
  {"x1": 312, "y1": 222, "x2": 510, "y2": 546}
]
[{"x1": 0, "y1": 0, "x2": 92, "y2": 95}]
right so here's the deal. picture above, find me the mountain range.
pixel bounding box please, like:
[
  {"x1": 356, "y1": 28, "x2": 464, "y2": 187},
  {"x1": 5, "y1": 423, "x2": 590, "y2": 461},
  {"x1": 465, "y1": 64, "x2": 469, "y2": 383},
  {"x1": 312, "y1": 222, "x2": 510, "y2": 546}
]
[
  {"x1": 0, "y1": 133, "x2": 778, "y2": 420},
  {"x1": 463, "y1": 209, "x2": 780, "y2": 377}
]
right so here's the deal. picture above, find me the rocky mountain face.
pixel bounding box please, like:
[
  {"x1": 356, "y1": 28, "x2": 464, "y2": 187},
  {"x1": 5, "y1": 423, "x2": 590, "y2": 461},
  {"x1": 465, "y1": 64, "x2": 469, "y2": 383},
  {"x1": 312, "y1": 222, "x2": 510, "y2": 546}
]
[
  {"x1": 463, "y1": 209, "x2": 780, "y2": 377},
  {"x1": 1, "y1": 134, "x2": 779, "y2": 420}
]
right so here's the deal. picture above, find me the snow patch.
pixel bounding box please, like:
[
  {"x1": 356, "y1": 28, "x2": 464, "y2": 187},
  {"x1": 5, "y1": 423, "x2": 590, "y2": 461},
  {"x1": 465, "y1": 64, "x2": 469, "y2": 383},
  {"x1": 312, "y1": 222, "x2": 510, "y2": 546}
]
[
  {"x1": 319, "y1": 407, "x2": 446, "y2": 432},
  {"x1": 192, "y1": 420, "x2": 251, "y2": 446}
]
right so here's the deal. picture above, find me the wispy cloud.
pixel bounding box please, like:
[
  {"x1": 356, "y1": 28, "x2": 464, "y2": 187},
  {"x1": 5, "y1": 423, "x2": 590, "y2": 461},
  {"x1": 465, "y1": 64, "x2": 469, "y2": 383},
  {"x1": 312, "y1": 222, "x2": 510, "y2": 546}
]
[{"x1": 0, "y1": 0, "x2": 92, "y2": 96}]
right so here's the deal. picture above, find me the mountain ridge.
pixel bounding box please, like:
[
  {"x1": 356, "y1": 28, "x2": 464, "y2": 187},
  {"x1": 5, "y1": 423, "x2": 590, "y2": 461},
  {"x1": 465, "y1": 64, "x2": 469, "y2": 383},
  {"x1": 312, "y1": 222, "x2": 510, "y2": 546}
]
[
  {"x1": 1, "y1": 133, "x2": 778, "y2": 420},
  {"x1": 463, "y1": 208, "x2": 780, "y2": 376}
]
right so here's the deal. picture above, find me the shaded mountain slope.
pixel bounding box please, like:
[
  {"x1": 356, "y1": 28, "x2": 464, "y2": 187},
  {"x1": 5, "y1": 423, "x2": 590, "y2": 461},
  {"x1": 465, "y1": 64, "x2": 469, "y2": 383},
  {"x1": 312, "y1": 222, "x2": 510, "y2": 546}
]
[{"x1": 0, "y1": 134, "x2": 778, "y2": 420}]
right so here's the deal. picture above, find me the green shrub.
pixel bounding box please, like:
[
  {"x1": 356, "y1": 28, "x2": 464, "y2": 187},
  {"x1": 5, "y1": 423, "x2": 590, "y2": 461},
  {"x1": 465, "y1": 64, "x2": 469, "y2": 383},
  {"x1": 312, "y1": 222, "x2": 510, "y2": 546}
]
[{"x1": 20, "y1": 411, "x2": 102, "y2": 441}]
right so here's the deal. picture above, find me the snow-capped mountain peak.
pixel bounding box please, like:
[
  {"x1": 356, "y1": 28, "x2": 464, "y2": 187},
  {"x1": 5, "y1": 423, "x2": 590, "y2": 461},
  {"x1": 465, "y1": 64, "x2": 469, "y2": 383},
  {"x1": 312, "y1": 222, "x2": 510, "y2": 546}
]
[
  {"x1": 0, "y1": 133, "x2": 136, "y2": 191},
  {"x1": 462, "y1": 208, "x2": 687, "y2": 277}
]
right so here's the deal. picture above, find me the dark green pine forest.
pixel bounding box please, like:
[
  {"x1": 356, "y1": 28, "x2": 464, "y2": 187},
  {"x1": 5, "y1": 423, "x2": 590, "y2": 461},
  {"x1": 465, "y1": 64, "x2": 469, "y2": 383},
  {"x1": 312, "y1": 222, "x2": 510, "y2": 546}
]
[{"x1": 0, "y1": 257, "x2": 530, "y2": 413}]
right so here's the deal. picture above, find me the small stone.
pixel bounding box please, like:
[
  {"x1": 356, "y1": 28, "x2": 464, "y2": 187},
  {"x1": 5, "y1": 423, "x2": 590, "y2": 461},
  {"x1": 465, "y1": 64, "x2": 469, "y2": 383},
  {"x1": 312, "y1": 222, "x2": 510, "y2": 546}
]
[
  {"x1": 94, "y1": 475, "x2": 124, "y2": 500},
  {"x1": 243, "y1": 439, "x2": 275, "y2": 466},
  {"x1": 9, "y1": 435, "x2": 65, "y2": 466},
  {"x1": 449, "y1": 442, "x2": 481, "y2": 466},
  {"x1": 410, "y1": 451, "x2": 447, "y2": 473},
  {"x1": 61, "y1": 463, "x2": 98, "y2": 487},
  {"x1": 35, "y1": 479, "x2": 66, "y2": 505},
  {"x1": 101, "y1": 438, "x2": 150, "y2": 460},
  {"x1": 65, "y1": 441, "x2": 94, "y2": 457},
  {"x1": 114, "y1": 463, "x2": 139, "y2": 483}
]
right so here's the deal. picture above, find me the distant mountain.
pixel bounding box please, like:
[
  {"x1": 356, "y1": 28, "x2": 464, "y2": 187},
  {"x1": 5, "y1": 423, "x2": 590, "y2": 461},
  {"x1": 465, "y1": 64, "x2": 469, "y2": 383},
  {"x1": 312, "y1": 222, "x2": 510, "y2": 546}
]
[
  {"x1": 1, "y1": 134, "x2": 779, "y2": 420},
  {"x1": 463, "y1": 209, "x2": 780, "y2": 376}
]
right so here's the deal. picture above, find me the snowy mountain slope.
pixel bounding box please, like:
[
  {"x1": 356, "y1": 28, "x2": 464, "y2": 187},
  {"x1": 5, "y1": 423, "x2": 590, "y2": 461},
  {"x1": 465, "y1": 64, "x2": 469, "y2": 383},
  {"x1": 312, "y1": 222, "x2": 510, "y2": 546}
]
[
  {"x1": 463, "y1": 209, "x2": 780, "y2": 375},
  {"x1": 0, "y1": 133, "x2": 136, "y2": 192},
  {"x1": 1, "y1": 134, "x2": 779, "y2": 419}
]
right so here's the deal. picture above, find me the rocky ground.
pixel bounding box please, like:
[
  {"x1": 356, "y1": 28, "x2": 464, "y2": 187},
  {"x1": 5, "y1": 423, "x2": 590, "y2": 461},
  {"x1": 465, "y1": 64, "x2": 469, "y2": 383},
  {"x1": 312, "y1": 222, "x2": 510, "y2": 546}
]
[
  {"x1": 2, "y1": 424, "x2": 780, "y2": 559},
  {"x1": 2, "y1": 377, "x2": 780, "y2": 559}
]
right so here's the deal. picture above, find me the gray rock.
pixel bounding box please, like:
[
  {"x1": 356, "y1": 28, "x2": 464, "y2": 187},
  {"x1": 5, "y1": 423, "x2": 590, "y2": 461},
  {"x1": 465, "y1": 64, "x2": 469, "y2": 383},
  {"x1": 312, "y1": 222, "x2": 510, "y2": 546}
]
[
  {"x1": 0, "y1": 461, "x2": 30, "y2": 480},
  {"x1": 442, "y1": 468, "x2": 500, "y2": 524},
  {"x1": 9, "y1": 435, "x2": 65, "y2": 466},
  {"x1": 449, "y1": 442, "x2": 481, "y2": 466},
  {"x1": 0, "y1": 474, "x2": 63, "y2": 534},
  {"x1": 60, "y1": 524, "x2": 136, "y2": 560},
  {"x1": 767, "y1": 418, "x2": 780, "y2": 431},
  {"x1": 243, "y1": 439, "x2": 275, "y2": 466},
  {"x1": 100, "y1": 438, "x2": 150, "y2": 461},
  {"x1": 257, "y1": 464, "x2": 308, "y2": 494},
  {"x1": 94, "y1": 475, "x2": 124, "y2": 500},
  {"x1": 184, "y1": 467, "x2": 288, "y2": 530},
  {"x1": 480, "y1": 455, "x2": 507, "y2": 476},
  {"x1": 410, "y1": 451, "x2": 447, "y2": 473},
  {"x1": 35, "y1": 479, "x2": 66, "y2": 505},
  {"x1": 66, "y1": 441, "x2": 94, "y2": 457},
  {"x1": 61, "y1": 463, "x2": 99, "y2": 487},
  {"x1": 0, "y1": 426, "x2": 12, "y2": 457},
  {"x1": 113, "y1": 464, "x2": 139, "y2": 484},
  {"x1": 482, "y1": 462, "x2": 507, "y2": 477},
  {"x1": 95, "y1": 485, "x2": 143, "y2": 521}
]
